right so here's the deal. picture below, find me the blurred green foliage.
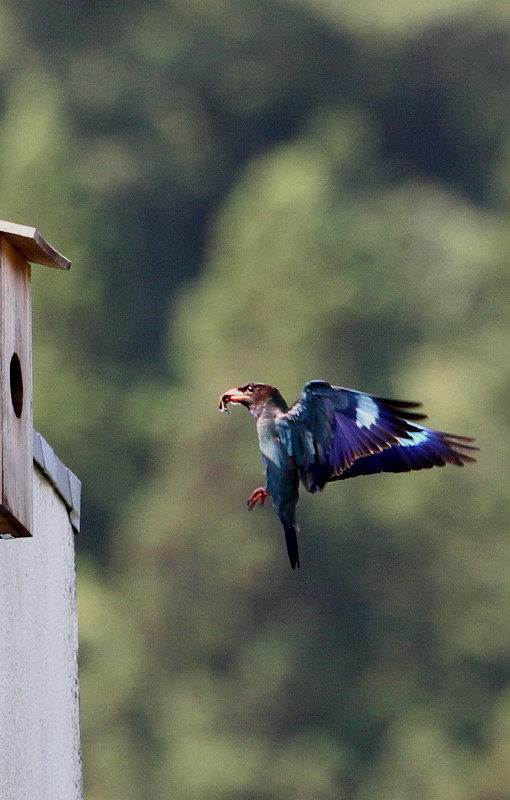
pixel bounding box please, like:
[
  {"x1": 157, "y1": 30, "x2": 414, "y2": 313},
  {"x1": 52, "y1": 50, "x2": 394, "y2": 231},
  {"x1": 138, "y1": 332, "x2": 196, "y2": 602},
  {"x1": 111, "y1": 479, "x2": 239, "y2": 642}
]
[{"x1": 2, "y1": 0, "x2": 510, "y2": 797}]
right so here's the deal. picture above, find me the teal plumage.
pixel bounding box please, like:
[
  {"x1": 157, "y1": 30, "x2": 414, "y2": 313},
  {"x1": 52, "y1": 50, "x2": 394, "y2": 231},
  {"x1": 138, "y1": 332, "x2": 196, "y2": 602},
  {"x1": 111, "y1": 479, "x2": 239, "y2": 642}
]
[{"x1": 219, "y1": 381, "x2": 477, "y2": 569}]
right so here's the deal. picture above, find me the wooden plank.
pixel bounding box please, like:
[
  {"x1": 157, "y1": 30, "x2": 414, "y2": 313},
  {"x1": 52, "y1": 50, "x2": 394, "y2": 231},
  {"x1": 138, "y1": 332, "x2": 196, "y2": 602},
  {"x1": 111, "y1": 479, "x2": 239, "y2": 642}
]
[
  {"x1": 0, "y1": 220, "x2": 71, "y2": 270},
  {"x1": 0, "y1": 505, "x2": 31, "y2": 537},
  {"x1": 0, "y1": 236, "x2": 32, "y2": 536}
]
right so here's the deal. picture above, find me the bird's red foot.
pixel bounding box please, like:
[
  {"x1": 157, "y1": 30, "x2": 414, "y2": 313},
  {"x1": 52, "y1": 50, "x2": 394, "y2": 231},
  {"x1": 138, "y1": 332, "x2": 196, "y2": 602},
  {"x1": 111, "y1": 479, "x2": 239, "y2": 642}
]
[{"x1": 247, "y1": 487, "x2": 269, "y2": 510}]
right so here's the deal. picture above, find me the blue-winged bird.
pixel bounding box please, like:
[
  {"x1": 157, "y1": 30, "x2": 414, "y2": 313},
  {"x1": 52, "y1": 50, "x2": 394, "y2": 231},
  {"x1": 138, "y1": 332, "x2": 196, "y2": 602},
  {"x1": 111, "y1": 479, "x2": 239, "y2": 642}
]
[{"x1": 219, "y1": 380, "x2": 477, "y2": 569}]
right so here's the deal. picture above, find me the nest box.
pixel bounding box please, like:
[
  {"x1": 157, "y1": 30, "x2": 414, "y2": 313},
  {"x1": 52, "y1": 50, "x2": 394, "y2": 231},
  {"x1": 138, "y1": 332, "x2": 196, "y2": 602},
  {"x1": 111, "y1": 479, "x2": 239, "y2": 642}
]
[{"x1": 0, "y1": 220, "x2": 70, "y2": 537}]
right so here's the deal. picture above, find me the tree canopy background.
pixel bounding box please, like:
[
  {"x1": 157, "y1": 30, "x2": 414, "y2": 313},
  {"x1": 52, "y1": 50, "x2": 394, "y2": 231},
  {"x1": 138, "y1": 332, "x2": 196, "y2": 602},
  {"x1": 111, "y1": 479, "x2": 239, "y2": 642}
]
[{"x1": 1, "y1": 0, "x2": 509, "y2": 797}]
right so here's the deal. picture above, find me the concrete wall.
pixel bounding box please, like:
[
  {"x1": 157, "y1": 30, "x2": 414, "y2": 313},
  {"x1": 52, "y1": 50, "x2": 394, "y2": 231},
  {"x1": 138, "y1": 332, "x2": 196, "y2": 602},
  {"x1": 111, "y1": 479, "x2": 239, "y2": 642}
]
[{"x1": 0, "y1": 465, "x2": 82, "y2": 800}]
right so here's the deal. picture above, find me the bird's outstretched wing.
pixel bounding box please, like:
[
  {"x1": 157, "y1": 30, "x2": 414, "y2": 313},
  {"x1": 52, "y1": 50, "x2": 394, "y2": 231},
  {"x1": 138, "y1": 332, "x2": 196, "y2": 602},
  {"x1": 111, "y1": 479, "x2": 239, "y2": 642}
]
[
  {"x1": 331, "y1": 427, "x2": 477, "y2": 481},
  {"x1": 276, "y1": 380, "x2": 477, "y2": 493}
]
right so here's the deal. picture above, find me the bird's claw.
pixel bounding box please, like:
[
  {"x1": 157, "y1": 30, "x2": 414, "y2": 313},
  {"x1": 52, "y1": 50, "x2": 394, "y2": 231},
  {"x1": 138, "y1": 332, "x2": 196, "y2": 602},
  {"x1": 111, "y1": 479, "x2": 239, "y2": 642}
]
[{"x1": 247, "y1": 487, "x2": 269, "y2": 510}]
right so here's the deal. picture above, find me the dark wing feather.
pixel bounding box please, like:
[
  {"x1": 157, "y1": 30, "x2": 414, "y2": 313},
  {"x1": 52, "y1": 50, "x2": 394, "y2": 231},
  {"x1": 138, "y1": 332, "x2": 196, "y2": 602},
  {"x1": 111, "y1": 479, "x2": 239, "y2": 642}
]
[
  {"x1": 331, "y1": 428, "x2": 477, "y2": 480},
  {"x1": 276, "y1": 380, "x2": 476, "y2": 492}
]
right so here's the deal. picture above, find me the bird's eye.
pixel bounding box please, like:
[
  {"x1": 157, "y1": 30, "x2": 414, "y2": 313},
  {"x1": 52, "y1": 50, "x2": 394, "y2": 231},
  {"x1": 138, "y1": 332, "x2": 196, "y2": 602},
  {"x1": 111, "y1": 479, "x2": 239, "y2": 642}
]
[{"x1": 246, "y1": 384, "x2": 257, "y2": 392}]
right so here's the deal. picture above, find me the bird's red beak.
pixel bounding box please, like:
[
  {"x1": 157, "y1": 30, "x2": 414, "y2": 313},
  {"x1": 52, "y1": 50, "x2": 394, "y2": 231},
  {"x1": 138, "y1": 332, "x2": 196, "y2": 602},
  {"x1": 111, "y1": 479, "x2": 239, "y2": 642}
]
[{"x1": 219, "y1": 387, "x2": 250, "y2": 413}]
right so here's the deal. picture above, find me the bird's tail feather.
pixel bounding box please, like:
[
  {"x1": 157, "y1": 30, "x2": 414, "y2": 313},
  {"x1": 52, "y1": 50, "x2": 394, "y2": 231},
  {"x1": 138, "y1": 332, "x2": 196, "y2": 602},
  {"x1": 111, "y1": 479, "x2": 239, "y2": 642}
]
[{"x1": 282, "y1": 519, "x2": 300, "y2": 570}]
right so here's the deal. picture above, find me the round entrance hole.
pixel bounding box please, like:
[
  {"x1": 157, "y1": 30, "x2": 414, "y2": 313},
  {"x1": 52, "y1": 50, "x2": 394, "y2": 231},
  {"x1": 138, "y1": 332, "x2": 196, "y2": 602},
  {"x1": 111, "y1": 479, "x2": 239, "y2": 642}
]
[{"x1": 10, "y1": 353, "x2": 23, "y2": 418}]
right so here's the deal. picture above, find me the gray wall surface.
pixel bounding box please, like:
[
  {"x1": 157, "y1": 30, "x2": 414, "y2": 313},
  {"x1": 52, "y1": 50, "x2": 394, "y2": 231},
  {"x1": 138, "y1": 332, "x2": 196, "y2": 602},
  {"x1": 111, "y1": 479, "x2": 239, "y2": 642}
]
[{"x1": 0, "y1": 465, "x2": 82, "y2": 800}]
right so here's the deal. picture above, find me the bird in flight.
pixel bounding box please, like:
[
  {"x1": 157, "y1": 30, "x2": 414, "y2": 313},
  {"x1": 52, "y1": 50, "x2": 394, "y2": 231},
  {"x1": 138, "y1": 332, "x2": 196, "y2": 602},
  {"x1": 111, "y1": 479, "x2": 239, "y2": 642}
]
[{"x1": 219, "y1": 380, "x2": 477, "y2": 570}]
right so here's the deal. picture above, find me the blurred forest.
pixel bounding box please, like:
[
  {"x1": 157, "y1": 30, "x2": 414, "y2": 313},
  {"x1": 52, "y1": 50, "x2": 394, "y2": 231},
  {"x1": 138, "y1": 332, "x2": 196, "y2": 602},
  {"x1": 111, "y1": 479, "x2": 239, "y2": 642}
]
[{"x1": 1, "y1": 0, "x2": 509, "y2": 797}]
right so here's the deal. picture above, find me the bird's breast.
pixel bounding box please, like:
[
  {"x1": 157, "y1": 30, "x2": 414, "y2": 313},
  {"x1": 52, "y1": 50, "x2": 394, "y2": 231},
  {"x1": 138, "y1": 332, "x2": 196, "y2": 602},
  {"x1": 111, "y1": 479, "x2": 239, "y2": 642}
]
[{"x1": 256, "y1": 417, "x2": 289, "y2": 469}]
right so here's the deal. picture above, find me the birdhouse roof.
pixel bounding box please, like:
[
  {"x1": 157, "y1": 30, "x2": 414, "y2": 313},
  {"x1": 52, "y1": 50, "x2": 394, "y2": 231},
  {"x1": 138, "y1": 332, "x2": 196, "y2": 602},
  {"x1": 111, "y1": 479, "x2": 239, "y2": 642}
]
[{"x1": 0, "y1": 220, "x2": 71, "y2": 270}]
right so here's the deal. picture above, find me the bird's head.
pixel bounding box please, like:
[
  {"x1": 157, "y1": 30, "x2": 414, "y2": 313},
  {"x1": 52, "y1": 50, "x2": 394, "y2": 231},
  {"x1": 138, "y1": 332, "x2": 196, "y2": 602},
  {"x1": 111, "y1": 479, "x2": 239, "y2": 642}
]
[{"x1": 219, "y1": 382, "x2": 287, "y2": 417}]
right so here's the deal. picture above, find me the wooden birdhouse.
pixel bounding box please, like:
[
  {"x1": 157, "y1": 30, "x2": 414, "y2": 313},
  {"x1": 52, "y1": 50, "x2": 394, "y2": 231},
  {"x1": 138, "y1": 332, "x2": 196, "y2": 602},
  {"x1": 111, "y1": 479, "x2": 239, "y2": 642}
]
[{"x1": 0, "y1": 220, "x2": 70, "y2": 537}]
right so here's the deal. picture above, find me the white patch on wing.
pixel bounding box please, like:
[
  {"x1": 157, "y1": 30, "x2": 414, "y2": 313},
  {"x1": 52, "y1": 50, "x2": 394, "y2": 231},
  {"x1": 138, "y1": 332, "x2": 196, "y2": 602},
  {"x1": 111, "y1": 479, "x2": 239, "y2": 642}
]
[
  {"x1": 355, "y1": 394, "x2": 379, "y2": 429},
  {"x1": 398, "y1": 428, "x2": 429, "y2": 447}
]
